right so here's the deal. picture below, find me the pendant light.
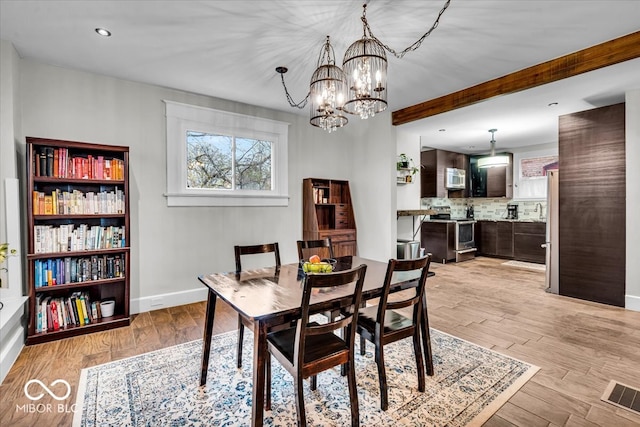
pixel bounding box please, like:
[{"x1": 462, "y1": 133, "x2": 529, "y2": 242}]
[
  {"x1": 477, "y1": 129, "x2": 510, "y2": 168},
  {"x1": 309, "y1": 36, "x2": 348, "y2": 133},
  {"x1": 341, "y1": 4, "x2": 388, "y2": 119},
  {"x1": 275, "y1": 1, "x2": 452, "y2": 130}
]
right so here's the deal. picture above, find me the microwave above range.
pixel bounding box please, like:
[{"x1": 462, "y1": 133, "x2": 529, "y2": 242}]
[{"x1": 445, "y1": 167, "x2": 466, "y2": 189}]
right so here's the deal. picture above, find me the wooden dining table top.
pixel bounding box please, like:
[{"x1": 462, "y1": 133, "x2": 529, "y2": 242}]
[{"x1": 198, "y1": 255, "x2": 429, "y2": 322}]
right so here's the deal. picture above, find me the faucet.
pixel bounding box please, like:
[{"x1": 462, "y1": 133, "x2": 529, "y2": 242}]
[{"x1": 534, "y1": 202, "x2": 544, "y2": 220}]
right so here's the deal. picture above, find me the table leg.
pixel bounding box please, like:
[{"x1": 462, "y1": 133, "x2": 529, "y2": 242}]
[
  {"x1": 251, "y1": 321, "x2": 267, "y2": 427},
  {"x1": 421, "y1": 301, "x2": 434, "y2": 376},
  {"x1": 200, "y1": 290, "x2": 217, "y2": 386}
]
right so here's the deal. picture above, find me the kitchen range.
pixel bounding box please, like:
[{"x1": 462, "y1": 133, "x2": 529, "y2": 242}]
[{"x1": 421, "y1": 206, "x2": 477, "y2": 263}]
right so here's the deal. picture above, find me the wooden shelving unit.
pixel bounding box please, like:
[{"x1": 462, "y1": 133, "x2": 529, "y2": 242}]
[
  {"x1": 25, "y1": 137, "x2": 130, "y2": 345},
  {"x1": 302, "y1": 178, "x2": 357, "y2": 257}
]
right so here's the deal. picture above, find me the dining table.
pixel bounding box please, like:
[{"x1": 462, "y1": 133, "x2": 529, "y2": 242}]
[{"x1": 198, "y1": 255, "x2": 434, "y2": 427}]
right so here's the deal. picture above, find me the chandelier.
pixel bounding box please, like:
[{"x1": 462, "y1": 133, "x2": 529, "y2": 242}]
[
  {"x1": 342, "y1": 5, "x2": 387, "y2": 119},
  {"x1": 477, "y1": 129, "x2": 510, "y2": 168},
  {"x1": 309, "y1": 36, "x2": 348, "y2": 133},
  {"x1": 276, "y1": 0, "x2": 451, "y2": 132}
]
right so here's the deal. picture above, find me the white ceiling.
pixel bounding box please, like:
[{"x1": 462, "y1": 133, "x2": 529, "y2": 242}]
[{"x1": 1, "y1": 1, "x2": 639, "y2": 154}]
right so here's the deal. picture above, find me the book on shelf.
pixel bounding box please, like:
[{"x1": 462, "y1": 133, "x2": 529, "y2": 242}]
[
  {"x1": 34, "y1": 145, "x2": 125, "y2": 180},
  {"x1": 35, "y1": 291, "x2": 106, "y2": 333},
  {"x1": 32, "y1": 188, "x2": 125, "y2": 215},
  {"x1": 34, "y1": 254, "x2": 126, "y2": 287},
  {"x1": 33, "y1": 224, "x2": 126, "y2": 253}
]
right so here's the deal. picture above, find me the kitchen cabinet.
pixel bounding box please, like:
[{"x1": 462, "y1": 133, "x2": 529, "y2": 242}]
[
  {"x1": 477, "y1": 220, "x2": 544, "y2": 263},
  {"x1": 303, "y1": 178, "x2": 357, "y2": 257},
  {"x1": 420, "y1": 221, "x2": 456, "y2": 263},
  {"x1": 496, "y1": 222, "x2": 514, "y2": 258},
  {"x1": 513, "y1": 222, "x2": 546, "y2": 264},
  {"x1": 420, "y1": 149, "x2": 468, "y2": 198},
  {"x1": 470, "y1": 154, "x2": 513, "y2": 198},
  {"x1": 476, "y1": 220, "x2": 513, "y2": 258},
  {"x1": 477, "y1": 220, "x2": 497, "y2": 256}
]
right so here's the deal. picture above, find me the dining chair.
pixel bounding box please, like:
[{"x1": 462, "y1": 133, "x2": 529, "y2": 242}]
[
  {"x1": 265, "y1": 264, "x2": 367, "y2": 427},
  {"x1": 296, "y1": 238, "x2": 334, "y2": 261},
  {"x1": 234, "y1": 242, "x2": 281, "y2": 369},
  {"x1": 356, "y1": 254, "x2": 432, "y2": 410}
]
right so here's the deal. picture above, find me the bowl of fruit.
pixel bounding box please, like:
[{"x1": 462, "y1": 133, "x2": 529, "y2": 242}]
[{"x1": 301, "y1": 255, "x2": 337, "y2": 274}]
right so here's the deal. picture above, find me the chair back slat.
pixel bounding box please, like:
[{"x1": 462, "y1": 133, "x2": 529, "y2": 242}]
[
  {"x1": 234, "y1": 243, "x2": 281, "y2": 273},
  {"x1": 377, "y1": 255, "x2": 432, "y2": 326},
  {"x1": 305, "y1": 315, "x2": 353, "y2": 336},
  {"x1": 294, "y1": 264, "x2": 367, "y2": 366},
  {"x1": 297, "y1": 238, "x2": 334, "y2": 261},
  {"x1": 385, "y1": 294, "x2": 420, "y2": 311}
]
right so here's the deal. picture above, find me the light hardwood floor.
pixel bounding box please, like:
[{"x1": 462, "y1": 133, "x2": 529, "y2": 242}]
[{"x1": 1, "y1": 256, "x2": 639, "y2": 426}]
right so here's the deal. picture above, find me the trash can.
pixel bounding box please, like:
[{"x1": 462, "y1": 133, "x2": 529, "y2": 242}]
[{"x1": 397, "y1": 239, "x2": 420, "y2": 259}]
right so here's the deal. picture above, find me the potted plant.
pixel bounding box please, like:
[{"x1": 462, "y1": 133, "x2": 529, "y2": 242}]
[
  {"x1": 397, "y1": 154, "x2": 419, "y2": 174},
  {"x1": 397, "y1": 153, "x2": 410, "y2": 169}
]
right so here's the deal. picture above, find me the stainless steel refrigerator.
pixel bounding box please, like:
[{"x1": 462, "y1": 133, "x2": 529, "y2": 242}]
[{"x1": 544, "y1": 170, "x2": 559, "y2": 294}]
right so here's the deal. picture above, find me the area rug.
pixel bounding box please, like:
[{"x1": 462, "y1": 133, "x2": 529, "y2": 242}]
[
  {"x1": 502, "y1": 260, "x2": 546, "y2": 272},
  {"x1": 74, "y1": 329, "x2": 538, "y2": 427}
]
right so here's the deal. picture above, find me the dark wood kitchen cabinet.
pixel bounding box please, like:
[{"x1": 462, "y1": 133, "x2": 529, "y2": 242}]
[
  {"x1": 470, "y1": 154, "x2": 513, "y2": 198},
  {"x1": 302, "y1": 178, "x2": 357, "y2": 257},
  {"x1": 421, "y1": 149, "x2": 468, "y2": 199},
  {"x1": 421, "y1": 221, "x2": 456, "y2": 263},
  {"x1": 477, "y1": 220, "x2": 496, "y2": 256},
  {"x1": 477, "y1": 220, "x2": 512, "y2": 258},
  {"x1": 496, "y1": 222, "x2": 514, "y2": 258},
  {"x1": 513, "y1": 222, "x2": 546, "y2": 264}
]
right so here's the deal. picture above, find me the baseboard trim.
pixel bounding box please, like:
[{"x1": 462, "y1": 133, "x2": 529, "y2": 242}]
[
  {"x1": 625, "y1": 294, "x2": 640, "y2": 312},
  {"x1": 0, "y1": 325, "x2": 25, "y2": 385},
  {"x1": 131, "y1": 288, "x2": 208, "y2": 314}
]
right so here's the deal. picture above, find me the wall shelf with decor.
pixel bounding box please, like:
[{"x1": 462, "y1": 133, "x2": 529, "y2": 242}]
[
  {"x1": 302, "y1": 178, "x2": 357, "y2": 257},
  {"x1": 25, "y1": 137, "x2": 131, "y2": 345}
]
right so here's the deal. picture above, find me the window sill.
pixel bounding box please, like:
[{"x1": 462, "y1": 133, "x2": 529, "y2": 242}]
[{"x1": 165, "y1": 193, "x2": 289, "y2": 207}]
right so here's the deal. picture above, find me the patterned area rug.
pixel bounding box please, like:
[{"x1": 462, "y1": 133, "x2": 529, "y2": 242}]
[
  {"x1": 74, "y1": 329, "x2": 538, "y2": 426},
  {"x1": 502, "y1": 260, "x2": 546, "y2": 272}
]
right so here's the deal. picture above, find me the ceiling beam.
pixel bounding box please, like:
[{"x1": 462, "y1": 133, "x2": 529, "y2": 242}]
[{"x1": 391, "y1": 31, "x2": 640, "y2": 126}]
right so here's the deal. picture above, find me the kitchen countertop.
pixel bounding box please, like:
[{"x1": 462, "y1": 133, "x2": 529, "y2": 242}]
[
  {"x1": 475, "y1": 219, "x2": 546, "y2": 223},
  {"x1": 397, "y1": 209, "x2": 437, "y2": 216}
]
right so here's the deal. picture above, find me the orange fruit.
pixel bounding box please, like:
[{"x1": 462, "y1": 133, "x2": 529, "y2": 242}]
[{"x1": 309, "y1": 255, "x2": 321, "y2": 264}]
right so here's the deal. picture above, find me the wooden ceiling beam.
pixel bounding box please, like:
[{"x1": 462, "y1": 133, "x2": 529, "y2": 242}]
[{"x1": 391, "y1": 31, "x2": 640, "y2": 126}]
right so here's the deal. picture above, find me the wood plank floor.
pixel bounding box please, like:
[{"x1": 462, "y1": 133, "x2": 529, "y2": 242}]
[{"x1": 2, "y1": 256, "x2": 639, "y2": 426}]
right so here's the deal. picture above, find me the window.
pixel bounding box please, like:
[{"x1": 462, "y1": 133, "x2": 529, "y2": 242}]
[{"x1": 165, "y1": 101, "x2": 289, "y2": 206}]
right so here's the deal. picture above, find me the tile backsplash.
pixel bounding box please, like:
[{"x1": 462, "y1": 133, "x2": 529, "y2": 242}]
[{"x1": 421, "y1": 198, "x2": 547, "y2": 221}]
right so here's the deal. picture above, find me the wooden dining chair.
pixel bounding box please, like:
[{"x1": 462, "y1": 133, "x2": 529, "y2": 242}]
[
  {"x1": 265, "y1": 264, "x2": 367, "y2": 427},
  {"x1": 296, "y1": 238, "x2": 334, "y2": 261},
  {"x1": 234, "y1": 243, "x2": 281, "y2": 369},
  {"x1": 356, "y1": 254, "x2": 432, "y2": 410}
]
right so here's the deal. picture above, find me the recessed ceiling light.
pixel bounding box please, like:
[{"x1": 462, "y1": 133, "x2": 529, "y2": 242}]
[
  {"x1": 548, "y1": 102, "x2": 558, "y2": 107},
  {"x1": 95, "y1": 28, "x2": 112, "y2": 37},
  {"x1": 438, "y1": 128, "x2": 446, "y2": 132}
]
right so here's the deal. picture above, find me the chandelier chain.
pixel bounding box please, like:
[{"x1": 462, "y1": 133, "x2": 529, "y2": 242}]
[
  {"x1": 279, "y1": 72, "x2": 310, "y2": 109},
  {"x1": 362, "y1": 0, "x2": 451, "y2": 59}
]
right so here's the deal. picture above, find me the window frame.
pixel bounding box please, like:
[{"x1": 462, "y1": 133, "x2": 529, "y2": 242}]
[{"x1": 164, "y1": 100, "x2": 290, "y2": 207}]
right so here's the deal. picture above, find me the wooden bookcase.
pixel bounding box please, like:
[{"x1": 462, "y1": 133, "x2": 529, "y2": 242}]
[
  {"x1": 302, "y1": 178, "x2": 357, "y2": 257},
  {"x1": 25, "y1": 137, "x2": 130, "y2": 345}
]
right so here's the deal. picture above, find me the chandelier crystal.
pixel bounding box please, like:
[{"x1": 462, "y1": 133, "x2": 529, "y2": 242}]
[
  {"x1": 309, "y1": 36, "x2": 348, "y2": 133},
  {"x1": 342, "y1": 5, "x2": 388, "y2": 119}
]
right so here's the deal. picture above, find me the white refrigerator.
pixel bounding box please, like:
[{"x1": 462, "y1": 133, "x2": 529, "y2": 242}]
[{"x1": 544, "y1": 170, "x2": 559, "y2": 294}]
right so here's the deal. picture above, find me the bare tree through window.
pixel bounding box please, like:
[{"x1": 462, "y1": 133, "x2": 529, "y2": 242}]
[{"x1": 186, "y1": 131, "x2": 272, "y2": 190}]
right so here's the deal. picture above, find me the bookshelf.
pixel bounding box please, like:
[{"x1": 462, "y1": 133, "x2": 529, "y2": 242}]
[
  {"x1": 25, "y1": 137, "x2": 130, "y2": 345},
  {"x1": 302, "y1": 178, "x2": 357, "y2": 257}
]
